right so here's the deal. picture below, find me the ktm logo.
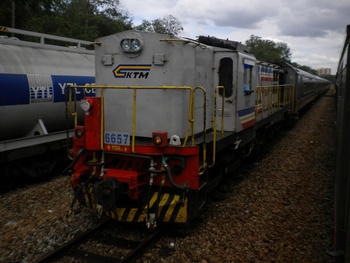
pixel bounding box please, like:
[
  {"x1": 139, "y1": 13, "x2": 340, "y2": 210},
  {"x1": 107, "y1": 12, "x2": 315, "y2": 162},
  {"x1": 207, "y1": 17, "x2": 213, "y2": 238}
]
[{"x1": 113, "y1": 64, "x2": 151, "y2": 79}]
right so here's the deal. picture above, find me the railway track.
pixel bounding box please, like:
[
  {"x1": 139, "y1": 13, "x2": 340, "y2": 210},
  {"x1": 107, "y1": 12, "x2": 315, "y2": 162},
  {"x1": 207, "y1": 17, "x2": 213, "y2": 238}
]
[{"x1": 33, "y1": 218, "x2": 165, "y2": 262}]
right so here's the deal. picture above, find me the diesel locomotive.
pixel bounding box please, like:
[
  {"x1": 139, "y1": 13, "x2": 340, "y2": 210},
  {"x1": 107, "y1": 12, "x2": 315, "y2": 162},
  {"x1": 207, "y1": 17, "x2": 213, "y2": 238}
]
[{"x1": 67, "y1": 30, "x2": 329, "y2": 228}]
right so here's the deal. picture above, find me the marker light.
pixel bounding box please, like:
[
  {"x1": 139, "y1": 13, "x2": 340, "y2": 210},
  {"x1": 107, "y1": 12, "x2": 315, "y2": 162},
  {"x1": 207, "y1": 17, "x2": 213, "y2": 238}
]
[
  {"x1": 121, "y1": 38, "x2": 143, "y2": 53},
  {"x1": 153, "y1": 135, "x2": 163, "y2": 145},
  {"x1": 80, "y1": 98, "x2": 94, "y2": 112},
  {"x1": 80, "y1": 99, "x2": 90, "y2": 112},
  {"x1": 152, "y1": 132, "x2": 168, "y2": 147},
  {"x1": 75, "y1": 128, "x2": 84, "y2": 138}
]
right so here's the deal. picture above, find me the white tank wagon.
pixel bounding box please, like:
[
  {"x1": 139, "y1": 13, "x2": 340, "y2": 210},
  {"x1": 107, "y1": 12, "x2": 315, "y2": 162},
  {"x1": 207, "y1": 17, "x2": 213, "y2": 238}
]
[{"x1": 0, "y1": 27, "x2": 95, "y2": 180}]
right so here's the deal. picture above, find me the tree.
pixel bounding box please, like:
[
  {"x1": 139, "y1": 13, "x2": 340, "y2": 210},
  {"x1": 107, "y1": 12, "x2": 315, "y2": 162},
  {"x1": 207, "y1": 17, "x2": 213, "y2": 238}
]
[
  {"x1": 135, "y1": 15, "x2": 183, "y2": 36},
  {"x1": 0, "y1": 0, "x2": 132, "y2": 41},
  {"x1": 0, "y1": 0, "x2": 55, "y2": 30},
  {"x1": 245, "y1": 35, "x2": 291, "y2": 63},
  {"x1": 321, "y1": 74, "x2": 336, "y2": 83},
  {"x1": 289, "y1": 62, "x2": 318, "y2": 75},
  {"x1": 245, "y1": 35, "x2": 320, "y2": 74}
]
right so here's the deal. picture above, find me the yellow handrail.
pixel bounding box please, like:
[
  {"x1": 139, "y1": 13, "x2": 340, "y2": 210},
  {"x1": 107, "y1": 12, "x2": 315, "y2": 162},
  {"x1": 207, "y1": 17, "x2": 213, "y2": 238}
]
[
  {"x1": 132, "y1": 89, "x2": 137, "y2": 152},
  {"x1": 67, "y1": 84, "x2": 214, "y2": 174},
  {"x1": 100, "y1": 88, "x2": 104, "y2": 150},
  {"x1": 255, "y1": 84, "x2": 294, "y2": 120},
  {"x1": 193, "y1": 86, "x2": 207, "y2": 175},
  {"x1": 67, "y1": 85, "x2": 208, "y2": 152},
  {"x1": 208, "y1": 86, "x2": 225, "y2": 168},
  {"x1": 67, "y1": 86, "x2": 78, "y2": 126}
]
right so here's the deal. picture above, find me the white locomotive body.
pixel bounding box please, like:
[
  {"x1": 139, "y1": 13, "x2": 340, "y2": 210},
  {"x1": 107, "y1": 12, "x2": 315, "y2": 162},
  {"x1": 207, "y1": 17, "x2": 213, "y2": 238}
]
[
  {"x1": 68, "y1": 30, "x2": 329, "y2": 226},
  {"x1": 95, "y1": 31, "x2": 215, "y2": 139}
]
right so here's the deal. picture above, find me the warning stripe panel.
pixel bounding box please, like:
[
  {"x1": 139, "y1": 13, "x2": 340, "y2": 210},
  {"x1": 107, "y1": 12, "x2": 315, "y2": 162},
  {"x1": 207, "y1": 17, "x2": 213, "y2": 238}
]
[{"x1": 81, "y1": 186, "x2": 188, "y2": 223}]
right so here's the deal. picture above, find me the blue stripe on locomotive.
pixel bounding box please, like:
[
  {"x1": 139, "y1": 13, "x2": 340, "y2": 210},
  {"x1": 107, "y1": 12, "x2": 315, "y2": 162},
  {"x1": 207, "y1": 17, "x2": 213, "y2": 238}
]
[
  {"x1": 0, "y1": 73, "x2": 95, "y2": 106},
  {"x1": 238, "y1": 106, "x2": 255, "y2": 116}
]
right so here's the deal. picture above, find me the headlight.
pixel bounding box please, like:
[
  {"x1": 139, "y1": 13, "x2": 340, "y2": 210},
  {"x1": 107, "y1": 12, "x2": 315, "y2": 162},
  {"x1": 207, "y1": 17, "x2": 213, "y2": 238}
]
[
  {"x1": 121, "y1": 38, "x2": 143, "y2": 53},
  {"x1": 131, "y1": 39, "x2": 141, "y2": 51},
  {"x1": 121, "y1": 39, "x2": 131, "y2": 52}
]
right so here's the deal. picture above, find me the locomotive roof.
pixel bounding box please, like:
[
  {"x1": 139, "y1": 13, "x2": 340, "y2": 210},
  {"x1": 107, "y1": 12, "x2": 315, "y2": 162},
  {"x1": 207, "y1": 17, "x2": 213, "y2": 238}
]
[{"x1": 197, "y1": 35, "x2": 250, "y2": 53}]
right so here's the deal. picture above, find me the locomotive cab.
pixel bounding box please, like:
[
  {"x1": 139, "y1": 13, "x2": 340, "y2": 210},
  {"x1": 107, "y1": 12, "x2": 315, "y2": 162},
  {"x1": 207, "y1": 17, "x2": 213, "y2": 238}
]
[{"x1": 68, "y1": 31, "x2": 217, "y2": 227}]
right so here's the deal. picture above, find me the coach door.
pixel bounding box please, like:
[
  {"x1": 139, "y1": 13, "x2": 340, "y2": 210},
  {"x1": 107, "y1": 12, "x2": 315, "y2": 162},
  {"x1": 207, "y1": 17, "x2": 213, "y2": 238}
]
[{"x1": 214, "y1": 53, "x2": 237, "y2": 132}]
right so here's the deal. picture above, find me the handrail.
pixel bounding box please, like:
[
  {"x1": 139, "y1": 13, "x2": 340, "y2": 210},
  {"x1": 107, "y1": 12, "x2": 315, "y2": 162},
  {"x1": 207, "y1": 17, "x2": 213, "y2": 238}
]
[
  {"x1": 67, "y1": 87, "x2": 78, "y2": 126},
  {"x1": 209, "y1": 86, "x2": 225, "y2": 168},
  {"x1": 67, "y1": 84, "x2": 212, "y2": 174},
  {"x1": 0, "y1": 26, "x2": 92, "y2": 48},
  {"x1": 193, "y1": 86, "x2": 207, "y2": 175},
  {"x1": 255, "y1": 84, "x2": 294, "y2": 120},
  {"x1": 182, "y1": 86, "x2": 207, "y2": 146},
  {"x1": 159, "y1": 38, "x2": 207, "y2": 47},
  {"x1": 67, "y1": 84, "x2": 209, "y2": 152},
  {"x1": 100, "y1": 88, "x2": 105, "y2": 150}
]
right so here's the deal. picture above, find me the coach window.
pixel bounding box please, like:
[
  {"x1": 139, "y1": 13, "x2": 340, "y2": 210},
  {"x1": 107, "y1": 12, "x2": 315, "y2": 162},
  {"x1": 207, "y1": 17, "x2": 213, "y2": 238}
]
[{"x1": 218, "y1": 57, "x2": 233, "y2": 97}]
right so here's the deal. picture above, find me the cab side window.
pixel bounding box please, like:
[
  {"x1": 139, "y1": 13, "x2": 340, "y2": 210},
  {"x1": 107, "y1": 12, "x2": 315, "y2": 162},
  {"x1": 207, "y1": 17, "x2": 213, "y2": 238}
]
[
  {"x1": 218, "y1": 57, "x2": 233, "y2": 97},
  {"x1": 243, "y1": 59, "x2": 254, "y2": 95},
  {"x1": 243, "y1": 63, "x2": 252, "y2": 92}
]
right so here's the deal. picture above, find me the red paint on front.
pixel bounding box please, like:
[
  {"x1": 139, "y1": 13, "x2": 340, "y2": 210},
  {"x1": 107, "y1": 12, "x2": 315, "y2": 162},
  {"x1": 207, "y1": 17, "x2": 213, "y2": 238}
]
[
  {"x1": 242, "y1": 119, "x2": 256, "y2": 129},
  {"x1": 70, "y1": 96, "x2": 201, "y2": 200},
  {"x1": 84, "y1": 97, "x2": 101, "y2": 150}
]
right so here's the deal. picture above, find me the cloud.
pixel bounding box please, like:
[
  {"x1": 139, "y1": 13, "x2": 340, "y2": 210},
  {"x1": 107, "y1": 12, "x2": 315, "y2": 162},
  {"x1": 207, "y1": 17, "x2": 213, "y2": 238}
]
[
  {"x1": 175, "y1": 0, "x2": 281, "y2": 29},
  {"x1": 121, "y1": 0, "x2": 350, "y2": 73},
  {"x1": 273, "y1": 0, "x2": 350, "y2": 37}
]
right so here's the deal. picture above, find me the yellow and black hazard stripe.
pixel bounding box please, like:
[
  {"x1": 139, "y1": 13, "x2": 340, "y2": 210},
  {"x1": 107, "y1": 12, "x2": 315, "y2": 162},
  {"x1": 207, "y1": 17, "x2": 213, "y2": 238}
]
[
  {"x1": 0, "y1": 27, "x2": 9, "y2": 32},
  {"x1": 109, "y1": 191, "x2": 188, "y2": 223},
  {"x1": 82, "y1": 184, "x2": 94, "y2": 208},
  {"x1": 81, "y1": 185, "x2": 188, "y2": 223}
]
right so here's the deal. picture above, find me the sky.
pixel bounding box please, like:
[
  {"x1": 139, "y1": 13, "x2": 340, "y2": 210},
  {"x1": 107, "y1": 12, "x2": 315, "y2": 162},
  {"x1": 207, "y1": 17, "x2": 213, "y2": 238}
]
[{"x1": 120, "y1": 0, "x2": 350, "y2": 75}]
